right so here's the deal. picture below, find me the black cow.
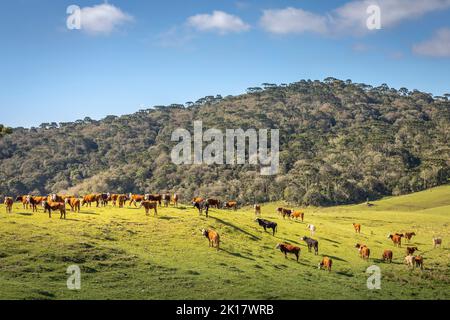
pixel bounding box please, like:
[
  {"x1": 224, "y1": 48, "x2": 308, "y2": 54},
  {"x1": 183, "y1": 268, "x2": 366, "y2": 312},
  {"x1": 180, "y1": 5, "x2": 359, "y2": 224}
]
[
  {"x1": 301, "y1": 236, "x2": 319, "y2": 255},
  {"x1": 194, "y1": 201, "x2": 210, "y2": 218},
  {"x1": 255, "y1": 218, "x2": 277, "y2": 236}
]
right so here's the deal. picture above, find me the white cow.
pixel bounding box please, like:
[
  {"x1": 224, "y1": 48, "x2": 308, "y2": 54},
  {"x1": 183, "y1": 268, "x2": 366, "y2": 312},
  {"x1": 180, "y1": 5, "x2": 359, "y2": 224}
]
[{"x1": 307, "y1": 224, "x2": 316, "y2": 237}]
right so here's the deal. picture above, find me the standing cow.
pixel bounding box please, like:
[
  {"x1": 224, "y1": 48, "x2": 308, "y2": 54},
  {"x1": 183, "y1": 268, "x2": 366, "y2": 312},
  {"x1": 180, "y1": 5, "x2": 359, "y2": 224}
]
[
  {"x1": 4, "y1": 197, "x2": 13, "y2": 213},
  {"x1": 301, "y1": 236, "x2": 319, "y2": 255},
  {"x1": 254, "y1": 204, "x2": 261, "y2": 216},
  {"x1": 307, "y1": 224, "x2": 316, "y2": 237},
  {"x1": 201, "y1": 229, "x2": 220, "y2": 251}
]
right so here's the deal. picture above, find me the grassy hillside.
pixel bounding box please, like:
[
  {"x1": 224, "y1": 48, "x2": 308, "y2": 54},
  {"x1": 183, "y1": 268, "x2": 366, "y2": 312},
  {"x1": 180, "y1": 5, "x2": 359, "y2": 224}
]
[{"x1": 0, "y1": 186, "x2": 449, "y2": 300}]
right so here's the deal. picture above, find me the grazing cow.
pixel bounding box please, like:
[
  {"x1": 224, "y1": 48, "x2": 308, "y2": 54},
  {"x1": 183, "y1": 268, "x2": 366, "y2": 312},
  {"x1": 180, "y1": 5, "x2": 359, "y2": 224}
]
[
  {"x1": 382, "y1": 250, "x2": 393, "y2": 263},
  {"x1": 355, "y1": 244, "x2": 370, "y2": 260},
  {"x1": 414, "y1": 256, "x2": 424, "y2": 270},
  {"x1": 201, "y1": 229, "x2": 220, "y2": 251},
  {"x1": 281, "y1": 209, "x2": 292, "y2": 219},
  {"x1": 98, "y1": 193, "x2": 109, "y2": 207},
  {"x1": 16, "y1": 195, "x2": 29, "y2": 209},
  {"x1": 193, "y1": 200, "x2": 209, "y2": 218},
  {"x1": 4, "y1": 197, "x2": 13, "y2": 213},
  {"x1": 307, "y1": 224, "x2": 316, "y2": 237},
  {"x1": 65, "y1": 197, "x2": 81, "y2": 213},
  {"x1": 318, "y1": 257, "x2": 332, "y2": 272},
  {"x1": 139, "y1": 201, "x2": 158, "y2": 216},
  {"x1": 206, "y1": 199, "x2": 221, "y2": 209},
  {"x1": 144, "y1": 194, "x2": 162, "y2": 206},
  {"x1": 129, "y1": 194, "x2": 145, "y2": 207},
  {"x1": 275, "y1": 243, "x2": 301, "y2": 262},
  {"x1": 353, "y1": 223, "x2": 361, "y2": 234},
  {"x1": 82, "y1": 194, "x2": 100, "y2": 207},
  {"x1": 117, "y1": 194, "x2": 128, "y2": 208},
  {"x1": 254, "y1": 204, "x2": 261, "y2": 216},
  {"x1": 433, "y1": 238, "x2": 442, "y2": 248},
  {"x1": 291, "y1": 211, "x2": 304, "y2": 222},
  {"x1": 172, "y1": 194, "x2": 179, "y2": 207},
  {"x1": 27, "y1": 196, "x2": 47, "y2": 212},
  {"x1": 301, "y1": 236, "x2": 319, "y2": 255},
  {"x1": 162, "y1": 194, "x2": 171, "y2": 207},
  {"x1": 110, "y1": 194, "x2": 119, "y2": 207},
  {"x1": 406, "y1": 247, "x2": 419, "y2": 255},
  {"x1": 405, "y1": 232, "x2": 416, "y2": 243},
  {"x1": 223, "y1": 201, "x2": 238, "y2": 211},
  {"x1": 42, "y1": 201, "x2": 66, "y2": 219},
  {"x1": 276, "y1": 207, "x2": 283, "y2": 216},
  {"x1": 388, "y1": 234, "x2": 404, "y2": 247},
  {"x1": 255, "y1": 218, "x2": 277, "y2": 236}
]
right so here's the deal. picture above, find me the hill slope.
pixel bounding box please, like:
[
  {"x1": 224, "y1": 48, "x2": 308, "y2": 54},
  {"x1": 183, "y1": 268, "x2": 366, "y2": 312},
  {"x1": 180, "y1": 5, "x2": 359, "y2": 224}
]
[
  {"x1": 1, "y1": 79, "x2": 449, "y2": 205},
  {"x1": 0, "y1": 186, "x2": 448, "y2": 300}
]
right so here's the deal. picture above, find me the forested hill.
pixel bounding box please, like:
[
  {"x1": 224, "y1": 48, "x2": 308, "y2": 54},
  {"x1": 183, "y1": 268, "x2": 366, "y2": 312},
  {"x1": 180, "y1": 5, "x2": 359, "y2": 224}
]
[{"x1": 1, "y1": 78, "x2": 449, "y2": 206}]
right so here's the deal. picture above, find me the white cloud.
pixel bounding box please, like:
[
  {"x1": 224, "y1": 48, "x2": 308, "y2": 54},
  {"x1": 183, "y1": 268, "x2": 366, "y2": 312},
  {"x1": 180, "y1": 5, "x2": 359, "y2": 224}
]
[
  {"x1": 260, "y1": 7, "x2": 327, "y2": 34},
  {"x1": 260, "y1": 0, "x2": 450, "y2": 36},
  {"x1": 413, "y1": 28, "x2": 450, "y2": 57},
  {"x1": 187, "y1": 10, "x2": 250, "y2": 34},
  {"x1": 80, "y1": 3, "x2": 133, "y2": 35}
]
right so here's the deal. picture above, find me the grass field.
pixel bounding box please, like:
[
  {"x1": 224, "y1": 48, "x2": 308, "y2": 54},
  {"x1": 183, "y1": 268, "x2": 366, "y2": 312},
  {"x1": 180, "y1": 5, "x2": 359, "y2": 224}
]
[{"x1": 0, "y1": 186, "x2": 449, "y2": 300}]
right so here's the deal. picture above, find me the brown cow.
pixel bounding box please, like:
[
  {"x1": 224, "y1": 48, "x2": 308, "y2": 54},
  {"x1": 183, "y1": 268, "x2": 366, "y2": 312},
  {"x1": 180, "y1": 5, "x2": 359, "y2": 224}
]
[
  {"x1": 172, "y1": 194, "x2": 179, "y2": 207},
  {"x1": 318, "y1": 257, "x2": 332, "y2": 272},
  {"x1": 406, "y1": 247, "x2": 419, "y2": 255},
  {"x1": 27, "y1": 196, "x2": 47, "y2": 212},
  {"x1": 355, "y1": 244, "x2": 370, "y2": 260},
  {"x1": 82, "y1": 194, "x2": 100, "y2": 207},
  {"x1": 144, "y1": 194, "x2": 162, "y2": 206},
  {"x1": 254, "y1": 204, "x2": 261, "y2": 216},
  {"x1": 276, "y1": 243, "x2": 301, "y2": 262},
  {"x1": 201, "y1": 229, "x2": 220, "y2": 251},
  {"x1": 65, "y1": 197, "x2": 81, "y2": 213},
  {"x1": 353, "y1": 223, "x2": 361, "y2": 234},
  {"x1": 4, "y1": 197, "x2": 13, "y2": 213},
  {"x1": 140, "y1": 201, "x2": 158, "y2": 216},
  {"x1": 206, "y1": 199, "x2": 221, "y2": 209},
  {"x1": 42, "y1": 201, "x2": 66, "y2": 219},
  {"x1": 223, "y1": 201, "x2": 237, "y2": 211},
  {"x1": 382, "y1": 250, "x2": 393, "y2": 263},
  {"x1": 433, "y1": 237, "x2": 442, "y2": 248},
  {"x1": 16, "y1": 195, "x2": 29, "y2": 209},
  {"x1": 192, "y1": 197, "x2": 204, "y2": 204},
  {"x1": 414, "y1": 256, "x2": 424, "y2": 270},
  {"x1": 49, "y1": 194, "x2": 65, "y2": 203},
  {"x1": 405, "y1": 232, "x2": 416, "y2": 243},
  {"x1": 388, "y1": 234, "x2": 404, "y2": 247},
  {"x1": 129, "y1": 194, "x2": 145, "y2": 207},
  {"x1": 276, "y1": 207, "x2": 283, "y2": 216},
  {"x1": 117, "y1": 194, "x2": 128, "y2": 208},
  {"x1": 281, "y1": 209, "x2": 292, "y2": 219},
  {"x1": 291, "y1": 211, "x2": 304, "y2": 222}
]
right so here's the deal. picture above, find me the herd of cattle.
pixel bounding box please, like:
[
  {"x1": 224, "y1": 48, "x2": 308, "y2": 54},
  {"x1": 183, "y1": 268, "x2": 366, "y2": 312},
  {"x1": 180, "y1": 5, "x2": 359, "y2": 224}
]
[{"x1": 2, "y1": 193, "x2": 445, "y2": 272}]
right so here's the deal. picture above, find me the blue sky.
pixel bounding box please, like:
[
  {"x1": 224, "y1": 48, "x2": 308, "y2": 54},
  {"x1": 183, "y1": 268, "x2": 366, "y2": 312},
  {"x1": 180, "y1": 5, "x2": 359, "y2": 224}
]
[{"x1": 1, "y1": 0, "x2": 449, "y2": 128}]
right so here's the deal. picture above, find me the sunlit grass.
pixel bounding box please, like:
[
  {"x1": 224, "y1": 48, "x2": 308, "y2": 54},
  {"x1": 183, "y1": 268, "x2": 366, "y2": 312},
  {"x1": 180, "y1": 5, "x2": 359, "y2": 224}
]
[{"x1": 0, "y1": 186, "x2": 449, "y2": 300}]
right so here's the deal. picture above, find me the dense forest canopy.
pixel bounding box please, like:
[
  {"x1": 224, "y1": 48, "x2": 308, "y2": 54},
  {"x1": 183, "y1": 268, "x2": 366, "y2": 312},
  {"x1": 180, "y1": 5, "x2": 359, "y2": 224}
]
[{"x1": 1, "y1": 78, "x2": 449, "y2": 206}]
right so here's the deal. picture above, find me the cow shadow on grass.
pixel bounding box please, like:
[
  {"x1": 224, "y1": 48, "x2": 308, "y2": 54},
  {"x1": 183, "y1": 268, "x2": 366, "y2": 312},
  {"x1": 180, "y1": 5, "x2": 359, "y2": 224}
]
[
  {"x1": 78, "y1": 211, "x2": 100, "y2": 215},
  {"x1": 324, "y1": 255, "x2": 347, "y2": 262},
  {"x1": 210, "y1": 216, "x2": 261, "y2": 241},
  {"x1": 158, "y1": 216, "x2": 177, "y2": 221},
  {"x1": 221, "y1": 249, "x2": 256, "y2": 261},
  {"x1": 16, "y1": 212, "x2": 33, "y2": 216},
  {"x1": 321, "y1": 238, "x2": 341, "y2": 245}
]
